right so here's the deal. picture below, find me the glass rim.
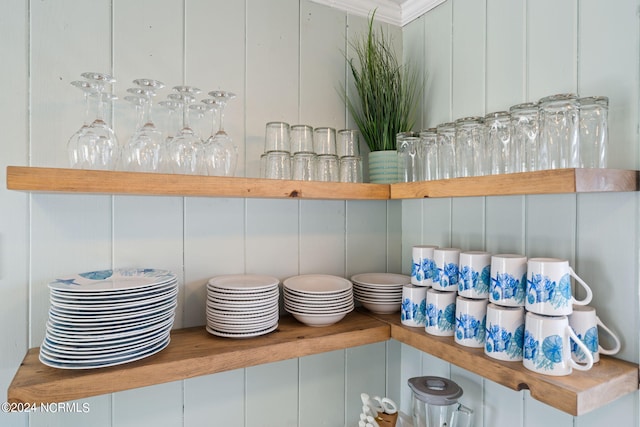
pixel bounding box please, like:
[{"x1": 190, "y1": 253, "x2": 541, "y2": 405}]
[{"x1": 509, "y1": 102, "x2": 538, "y2": 112}]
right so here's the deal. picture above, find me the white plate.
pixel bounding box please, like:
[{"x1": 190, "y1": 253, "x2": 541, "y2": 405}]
[
  {"x1": 50, "y1": 281, "x2": 178, "y2": 302},
  {"x1": 351, "y1": 273, "x2": 410, "y2": 286},
  {"x1": 206, "y1": 308, "x2": 279, "y2": 322},
  {"x1": 207, "y1": 293, "x2": 278, "y2": 306},
  {"x1": 46, "y1": 317, "x2": 174, "y2": 343},
  {"x1": 208, "y1": 274, "x2": 280, "y2": 292},
  {"x1": 208, "y1": 288, "x2": 279, "y2": 301},
  {"x1": 206, "y1": 323, "x2": 278, "y2": 338},
  {"x1": 43, "y1": 328, "x2": 170, "y2": 355},
  {"x1": 208, "y1": 317, "x2": 278, "y2": 332},
  {"x1": 49, "y1": 299, "x2": 177, "y2": 320},
  {"x1": 48, "y1": 302, "x2": 177, "y2": 325},
  {"x1": 283, "y1": 274, "x2": 352, "y2": 294},
  {"x1": 284, "y1": 301, "x2": 354, "y2": 313},
  {"x1": 38, "y1": 335, "x2": 170, "y2": 369},
  {"x1": 49, "y1": 268, "x2": 177, "y2": 292},
  {"x1": 208, "y1": 313, "x2": 279, "y2": 328}
]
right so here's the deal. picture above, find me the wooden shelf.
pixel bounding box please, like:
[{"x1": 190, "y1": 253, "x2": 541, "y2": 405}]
[
  {"x1": 7, "y1": 166, "x2": 639, "y2": 201},
  {"x1": 7, "y1": 312, "x2": 389, "y2": 405},
  {"x1": 369, "y1": 311, "x2": 639, "y2": 416},
  {"x1": 390, "y1": 168, "x2": 639, "y2": 198},
  {"x1": 5, "y1": 166, "x2": 390, "y2": 200}
]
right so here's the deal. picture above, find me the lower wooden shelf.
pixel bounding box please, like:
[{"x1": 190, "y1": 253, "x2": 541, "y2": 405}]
[
  {"x1": 7, "y1": 310, "x2": 639, "y2": 416},
  {"x1": 7, "y1": 312, "x2": 389, "y2": 405},
  {"x1": 369, "y1": 311, "x2": 639, "y2": 416}
]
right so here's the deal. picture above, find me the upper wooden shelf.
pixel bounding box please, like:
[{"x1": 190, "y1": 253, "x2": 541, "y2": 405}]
[
  {"x1": 6, "y1": 166, "x2": 639, "y2": 200},
  {"x1": 369, "y1": 312, "x2": 639, "y2": 416},
  {"x1": 7, "y1": 312, "x2": 389, "y2": 405},
  {"x1": 5, "y1": 166, "x2": 389, "y2": 200},
  {"x1": 390, "y1": 168, "x2": 640, "y2": 199}
]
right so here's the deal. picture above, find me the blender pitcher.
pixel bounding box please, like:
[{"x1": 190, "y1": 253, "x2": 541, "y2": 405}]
[{"x1": 408, "y1": 376, "x2": 473, "y2": 427}]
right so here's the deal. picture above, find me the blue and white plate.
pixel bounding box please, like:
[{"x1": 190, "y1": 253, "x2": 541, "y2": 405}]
[{"x1": 49, "y1": 268, "x2": 177, "y2": 293}]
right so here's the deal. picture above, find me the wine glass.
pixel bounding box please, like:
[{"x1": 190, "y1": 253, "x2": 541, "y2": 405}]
[
  {"x1": 123, "y1": 79, "x2": 165, "y2": 172},
  {"x1": 165, "y1": 86, "x2": 203, "y2": 174},
  {"x1": 67, "y1": 80, "x2": 100, "y2": 169},
  {"x1": 199, "y1": 98, "x2": 223, "y2": 176},
  {"x1": 207, "y1": 90, "x2": 238, "y2": 176},
  {"x1": 76, "y1": 72, "x2": 119, "y2": 170}
]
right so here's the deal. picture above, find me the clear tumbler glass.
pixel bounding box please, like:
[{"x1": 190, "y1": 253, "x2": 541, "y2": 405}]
[
  {"x1": 437, "y1": 123, "x2": 456, "y2": 179},
  {"x1": 455, "y1": 117, "x2": 484, "y2": 177},
  {"x1": 398, "y1": 132, "x2": 420, "y2": 182},
  {"x1": 419, "y1": 128, "x2": 438, "y2": 181},
  {"x1": 579, "y1": 96, "x2": 609, "y2": 168},
  {"x1": 509, "y1": 102, "x2": 539, "y2": 172},
  {"x1": 538, "y1": 93, "x2": 580, "y2": 169},
  {"x1": 485, "y1": 111, "x2": 512, "y2": 175}
]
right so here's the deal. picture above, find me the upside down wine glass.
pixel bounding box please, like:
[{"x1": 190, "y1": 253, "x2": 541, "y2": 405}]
[
  {"x1": 165, "y1": 86, "x2": 204, "y2": 174},
  {"x1": 67, "y1": 80, "x2": 100, "y2": 169},
  {"x1": 208, "y1": 90, "x2": 237, "y2": 176}
]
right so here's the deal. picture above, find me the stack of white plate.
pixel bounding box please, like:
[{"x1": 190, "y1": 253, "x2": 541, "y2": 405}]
[
  {"x1": 206, "y1": 274, "x2": 280, "y2": 338},
  {"x1": 352, "y1": 273, "x2": 410, "y2": 314},
  {"x1": 283, "y1": 274, "x2": 354, "y2": 327},
  {"x1": 41, "y1": 268, "x2": 179, "y2": 369}
]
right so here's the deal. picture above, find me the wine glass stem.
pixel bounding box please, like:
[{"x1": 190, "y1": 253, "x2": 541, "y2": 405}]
[
  {"x1": 143, "y1": 97, "x2": 153, "y2": 127},
  {"x1": 218, "y1": 104, "x2": 225, "y2": 133},
  {"x1": 182, "y1": 102, "x2": 190, "y2": 129},
  {"x1": 83, "y1": 92, "x2": 92, "y2": 125}
]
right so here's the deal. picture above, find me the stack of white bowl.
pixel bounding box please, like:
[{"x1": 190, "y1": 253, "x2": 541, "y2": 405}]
[
  {"x1": 283, "y1": 274, "x2": 354, "y2": 327},
  {"x1": 352, "y1": 273, "x2": 411, "y2": 314},
  {"x1": 206, "y1": 274, "x2": 280, "y2": 338},
  {"x1": 41, "y1": 268, "x2": 178, "y2": 369}
]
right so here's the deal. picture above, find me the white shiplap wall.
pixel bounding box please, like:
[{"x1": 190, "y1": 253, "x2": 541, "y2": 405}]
[
  {"x1": 400, "y1": 1, "x2": 639, "y2": 426},
  {"x1": 0, "y1": 1, "x2": 403, "y2": 426}
]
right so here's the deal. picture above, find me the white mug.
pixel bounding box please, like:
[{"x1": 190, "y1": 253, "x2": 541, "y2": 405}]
[
  {"x1": 455, "y1": 296, "x2": 487, "y2": 348},
  {"x1": 525, "y1": 258, "x2": 593, "y2": 316},
  {"x1": 432, "y1": 248, "x2": 461, "y2": 292},
  {"x1": 425, "y1": 288, "x2": 456, "y2": 337},
  {"x1": 411, "y1": 245, "x2": 438, "y2": 286},
  {"x1": 523, "y1": 312, "x2": 594, "y2": 376},
  {"x1": 568, "y1": 305, "x2": 621, "y2": 363},
  {"x1": 401, "y1": 285, "x2": 427, "y2": 327},
  {"x1": 458, "y1": 251, "x2": 491, "y2": 299},
  {"x1": 485, "y1": 303, "x2": 525, "y2": 361},
  {"x1": 489, "y1": 254, "x2": 527, "y2": 307}
]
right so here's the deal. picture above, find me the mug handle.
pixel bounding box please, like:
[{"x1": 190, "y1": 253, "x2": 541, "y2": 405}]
[
  {"x1": 567, "y1": 325, "x2": 594, "y2": 371},
  {"x1": 568, "y1": 267, "x2": 593, "y2": 306},
  {"x1": 596, "y1": 315, "x2": 622, "y2": 355}
]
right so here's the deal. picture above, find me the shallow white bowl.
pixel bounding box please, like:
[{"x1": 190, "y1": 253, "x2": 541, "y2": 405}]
[
  {"x1": 284, "y1": 274, "x2": 352, "y2": 294},
  {"x1": 359, "y1": 300, "x2": 401, "y2": 314},
  {"x1": 290, "y1": 311, "x2": 349, "y2": 327}
]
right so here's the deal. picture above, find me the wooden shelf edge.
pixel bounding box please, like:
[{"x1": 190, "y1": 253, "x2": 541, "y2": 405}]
[
  {"x1": 390, "y1": 168, "x2": 640, "y2": 199},
  {"x1": 7, "y1": 312, "x2": 390, "y2": 405},
  {"x1": 6, "y1": 166, "x2": 390, "y2": 200},
  {"x1": 368, "y1": 311, "x2": 639, "y2": 416}
]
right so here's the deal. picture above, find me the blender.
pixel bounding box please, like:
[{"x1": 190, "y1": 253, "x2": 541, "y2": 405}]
[{"x1": 408, "y1": 376, "x2": 473, "y2": 427}]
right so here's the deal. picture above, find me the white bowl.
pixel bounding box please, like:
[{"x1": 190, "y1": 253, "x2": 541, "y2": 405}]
[
  {"x1": 351, "y1": 273, "x2": 410, "y2": 286},
  {"x1": 290, "y1": 311, "x2": 349, "y2": 327},
  {"x1": 283, "y1": 274, "x2": 352, "y2": 294},
  {"x1": 359, "y1": 300, "x2": 401, "y2": 314}
]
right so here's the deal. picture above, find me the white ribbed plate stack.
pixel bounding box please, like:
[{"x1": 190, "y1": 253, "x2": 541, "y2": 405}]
[
  {"x1": 41, "y1": 268, "x2": 178, "y2": 369},
  {"x1": 206, "y1": 275, "x2": 280, "y2": 338},
  {"x1": 352, "y1": 273, "x2": 410, "y2": 314},
  {"x1": 283, "y1": 274, "x2": 354, "y2": 327}
]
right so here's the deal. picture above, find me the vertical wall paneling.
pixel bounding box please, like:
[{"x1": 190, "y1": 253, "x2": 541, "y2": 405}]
[
  {"x1": 401, "y1": 198, "x2": 423, "y2": 275},
  {"x1": 112, "y1": 382, "x2": 183, "y2": 427},
  {"x1": 483, "y1": 380, "x2": 523, "y2": 427},
  {"x1": 0, "y1": 3, "x2": 28, "y2": 427},
  {"x1": 344, "y1": 200, "x2": 389, "y2": 276},
  {"x1": 451, "y1": 0, "x2": 486, "y2": 119},
  {"x1": 451, "y1": 197, "x2": 485, "y2": 250},
  {"x1": 185, "y1": 0, "x2": 247, "y2": 176},
  {"x1": 246, "y1": 359, "x2": 299, "y2": 427},
  {"x1": 402, "y1": 16, "x2": 425, "y2": 130},
  {"x1": 398, "y1": 344, "x2": 422, "y2": 416},
  {"x1": 419, "y1": 198, "x2": 452, "y2": 247},
  {"x1": 526, "y1": 0, "x2": 578, "y2": 99},
  {"x1": 184, "y1": 370, "x2": 245, "y2": 426},
  {"x1": 387, "y1": 200, "x2": 403, "y2": 273},
  {"x1": 524, "y1": 194, "x2": 576, "y2": 262},
  {"x1": 183, "y1": 197, "x2": 246, "y2": 328},
  {"x1": 485, "y1": 0, "x2": 526, "y2": 110},
  {"x1": 299, "y1": 200, "x2": 346, "y2": 276},
  {"x1": 522, "y1": 390, "x2": 573, "y2": 427},
  {"x1": 422, "y1": 1, "x2": 453, "y2": 127},
  {"x1": 30, "y1": 396, "x2": 111, "y2": 427},
  {"x1": 299, "y1": 350, "x2": 346, "y2": 427},
  {"x1": 345, "y1": 342, "x2": 388, "y2": 424},
  {"x1": 485, "y1": 195, "x2": 525, "y2": 255},
  {"x1": 245, "y1": 0, "x2": 299, "y2": 177},
  {"x1": 450, "y1": 366, "x2": 484, "y2": 427}
]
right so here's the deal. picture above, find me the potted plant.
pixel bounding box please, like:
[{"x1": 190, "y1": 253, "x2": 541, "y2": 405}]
[{"x1": 343, "y1": 11, "x2": 421, "y2": 183}]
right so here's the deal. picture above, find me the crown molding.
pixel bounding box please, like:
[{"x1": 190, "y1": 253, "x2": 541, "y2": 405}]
[{"x1": 310, "y1": 0, "x2": 445, "y2": 26}]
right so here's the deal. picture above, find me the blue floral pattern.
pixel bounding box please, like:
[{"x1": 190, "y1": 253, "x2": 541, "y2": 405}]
[
  {"x1": 435, "y1": 263, "x2": 459, "y2": 289},
  {"x1": 426, "y1": 302, "x2": 455, "y2": 332},
  {"x1": 485, "y1": 324, "x2": 524, "y2": 358},
  {"x1": 526, "y1": 273, "x2": 572, "y2": 309},
  {"x1": 401, "y1": 298, "x2": 426, "y2": 325},
  {"x1": 524, "y1": 330, "x2": 563, "y2": 371},
  {"x1": 459, "y1": 265, "x2": 491, "y2": 295},
  {"x1": 491, "y1": 272, "x2": 526, "y2": 304},
  {"x1": 412, "y1": 257, "x2": 437, "y2": 283},
  {"x1": 571, "y1": 326, "x2": 598, "y2": 361},
  {"x1": 456, "y1": 313, "x2": 486, "y2": 343}
]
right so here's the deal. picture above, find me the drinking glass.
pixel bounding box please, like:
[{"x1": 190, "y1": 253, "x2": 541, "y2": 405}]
[
  {"x1": 455, "y1": 117, "x2": 484, "y2": 177},
  {"x1": 437, "y1": 122, "x2": 456, "y2": 179},
  {"x1": 67, "y1": 80, "x2": 100, "y2": 169},
  {"x1": 579, "y1": 96, "x2": 608, "y2": 168},
  {"x1": 292, "y1": 152, "x2": 316, "y2": 181},
  {"x1": 339, "y1": 156, "x2": 362, "y2": 182},
  {"x1": 265, "y1": 122, "x2": 291, "y2": 153},
  {"x1": 207, "y1": 90, "x2": 238, "y2": 177},
  {"x1": 485, "y1": 111, "x2": 512, "y2": 175},
  {"x1": 337, "y1": 129, "x2": 360, "y2": 158},
  {"x1": 510, "y1": 102, "x2": 539, "y2": 172},
  {"x1": 265, "y1": 151, "x2": 291, "y2": 179},
  {"x1": 419, "y1": 128, "x2": 438, "y2": 181},
  {"x1": 538, "y1": 93, "x2": 580, "y2": 169},
  {"x1": 291, "y1": 124, "x2": 314, "y2": 154},
  {"x1": 397, "y1": 133, "x2": 420, "y2": 182},
  {"x1": 316, "y1": 154, "x2": 339, "y2": 182},
  {"x1": 313, "y1": 127, "x2": 337, "y2": 155}
]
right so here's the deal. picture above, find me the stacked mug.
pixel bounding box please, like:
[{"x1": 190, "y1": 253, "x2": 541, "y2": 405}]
[{"x1": 402, "y1": 245, "x2": 438, "y2": 327}]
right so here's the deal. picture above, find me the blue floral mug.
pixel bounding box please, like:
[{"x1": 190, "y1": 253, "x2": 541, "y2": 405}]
[
  {"x1": 455, "y1": 296, "x2": 487, "y2": 348},
  {"x1": 411, "y1": 245, "x2": 438, "y2": 286},
  {"x1": 485, "y1": 303, "x2": 525, "y2": 361},
  {"x1": 523, "y1": 312, "x2": 593, "y2": 376},
  {"x1": 489, "y1": 254, "x2": 527, "y2": 307},
  {"x1": 432, "y1": 248, "x2": 461, "y2": 292},
  {"x1": 425, "y1": 288, "x2": 456, "y2": 336},
  {"x1": 525, "y1": 258, "x2": 593, "y2": 316},
  {"x1": 568, "y1": 305, "x2": 620, "y2": 363},
  {"x1": 458, "y1": 251, "x2": 491, "y2": 299},
  {"x1": 401, "y1": 285, "x2": 427, "y2": 327}
]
